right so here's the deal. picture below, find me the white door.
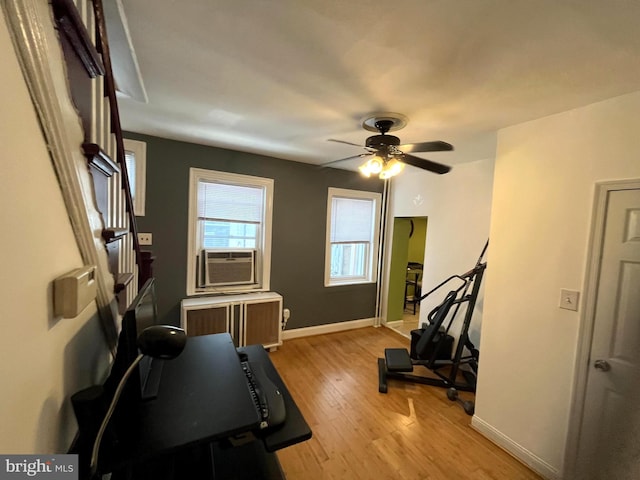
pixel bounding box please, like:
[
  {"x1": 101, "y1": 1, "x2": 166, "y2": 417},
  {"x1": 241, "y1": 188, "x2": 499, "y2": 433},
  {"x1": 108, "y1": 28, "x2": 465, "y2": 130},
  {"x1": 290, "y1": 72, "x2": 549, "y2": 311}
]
[{"x1": 575, "y1": 188, "x2": 640, "y2": 479}]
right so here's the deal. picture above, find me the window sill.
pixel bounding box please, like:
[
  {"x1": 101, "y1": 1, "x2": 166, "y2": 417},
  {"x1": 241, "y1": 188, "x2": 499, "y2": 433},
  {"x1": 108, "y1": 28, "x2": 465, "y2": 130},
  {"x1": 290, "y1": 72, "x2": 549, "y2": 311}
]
[
  {"x1": 186, "y1": 285, "x2": 268, "y2": 297},
  {"x1": 325, "y1": 279, "x2": 376, "y2": 288}
]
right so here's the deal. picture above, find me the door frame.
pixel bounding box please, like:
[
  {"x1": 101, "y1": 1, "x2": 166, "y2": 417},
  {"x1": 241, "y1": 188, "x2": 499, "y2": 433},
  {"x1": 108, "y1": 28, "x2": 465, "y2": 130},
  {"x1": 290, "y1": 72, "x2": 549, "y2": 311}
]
[{"x1": 564, "y1": 178, "x2": 640, "y2": 478}]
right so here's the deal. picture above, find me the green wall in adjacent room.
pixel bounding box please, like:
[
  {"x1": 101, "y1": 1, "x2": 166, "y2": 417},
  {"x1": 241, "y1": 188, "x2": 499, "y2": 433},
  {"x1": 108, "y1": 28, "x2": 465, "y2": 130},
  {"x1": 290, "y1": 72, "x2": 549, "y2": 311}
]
[
  {"x1": 386, "y1": 217, "x2": 427, "y2": 322},
  {"x1": 387, "y1": 218, "x2": 411, "y2": 322},
  {"x1": 407, "y1": 217, "x2": 427, "y2": 264}
]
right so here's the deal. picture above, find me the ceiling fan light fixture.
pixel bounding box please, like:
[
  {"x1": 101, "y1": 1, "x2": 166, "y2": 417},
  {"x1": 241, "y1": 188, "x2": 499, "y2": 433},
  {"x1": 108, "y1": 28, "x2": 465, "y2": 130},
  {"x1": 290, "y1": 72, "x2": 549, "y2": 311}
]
[
  {"x1": 379, "y1": 158, "x2": 405, "y2": 179},
  {"x1": 359, "y1": 156, "x2": 405, "y2": 179},
  {"x1": 359, "y1": 156, "x2": 384, "y2": 177},
  {"x1": 358, "y1": 163, "x2": 372, "y2": 177},
  {"x1": 369, "y1": 156, "x2": 384, "y2": 174},
  {"x1": 328, "y1": 112, "x2": 452, "y2": 177}
]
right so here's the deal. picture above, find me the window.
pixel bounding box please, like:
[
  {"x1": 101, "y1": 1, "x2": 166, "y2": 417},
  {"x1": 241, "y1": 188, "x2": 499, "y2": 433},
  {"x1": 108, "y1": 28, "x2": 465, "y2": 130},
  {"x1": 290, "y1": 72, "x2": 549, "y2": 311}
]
[
  {"x1": 325, "y1": 188, "x2": 382, "y2": 286},
  {"x1": 123, "y1": 138, "x2": 147, "y2": 216},
  {"x1": 187, "y1": 168, "x2": 273, "y2": 295}
]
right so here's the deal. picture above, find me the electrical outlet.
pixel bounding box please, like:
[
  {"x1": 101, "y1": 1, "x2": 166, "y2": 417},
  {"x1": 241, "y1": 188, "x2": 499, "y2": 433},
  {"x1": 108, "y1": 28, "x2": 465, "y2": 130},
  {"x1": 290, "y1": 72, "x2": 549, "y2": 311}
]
[
  {"x1": 559, "y1": 289, "x2": 580, "y2": 311},
  {"x1": 138, "y1": 233, "x2": 153, "y2": 246}
]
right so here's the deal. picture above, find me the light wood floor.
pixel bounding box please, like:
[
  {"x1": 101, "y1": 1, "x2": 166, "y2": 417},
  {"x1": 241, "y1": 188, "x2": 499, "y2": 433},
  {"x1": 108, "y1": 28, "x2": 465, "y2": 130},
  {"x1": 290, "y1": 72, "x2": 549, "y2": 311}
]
[{"x1": 270, "y1": 327, "x2": 542, "y2": 480}]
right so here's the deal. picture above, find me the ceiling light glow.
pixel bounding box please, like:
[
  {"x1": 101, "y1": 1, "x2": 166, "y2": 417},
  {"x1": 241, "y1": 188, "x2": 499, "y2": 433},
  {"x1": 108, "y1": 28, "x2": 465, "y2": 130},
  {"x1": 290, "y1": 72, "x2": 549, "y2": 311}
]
[{"x1": 359, "y1": 156, "x2": 405, "y2": 179}]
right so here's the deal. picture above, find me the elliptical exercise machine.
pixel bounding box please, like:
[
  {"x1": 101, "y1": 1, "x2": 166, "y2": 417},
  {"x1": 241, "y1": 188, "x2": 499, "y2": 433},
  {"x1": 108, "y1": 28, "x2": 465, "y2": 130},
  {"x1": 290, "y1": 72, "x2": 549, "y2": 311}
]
[{"x1": 378, "y1": 241, "x2": 488, "y2": 415}]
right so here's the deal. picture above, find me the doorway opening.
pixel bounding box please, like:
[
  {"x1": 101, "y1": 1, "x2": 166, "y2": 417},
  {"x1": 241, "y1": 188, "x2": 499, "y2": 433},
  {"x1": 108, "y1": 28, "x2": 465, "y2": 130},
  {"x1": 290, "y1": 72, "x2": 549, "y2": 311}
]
[{"x1": 386, "y1": 216, "x2": 427, "y2": 337}]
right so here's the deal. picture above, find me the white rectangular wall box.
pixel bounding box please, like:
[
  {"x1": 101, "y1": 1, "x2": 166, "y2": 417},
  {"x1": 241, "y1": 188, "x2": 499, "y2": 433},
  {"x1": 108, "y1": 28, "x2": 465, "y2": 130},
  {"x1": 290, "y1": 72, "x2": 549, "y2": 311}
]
[
  {"x1": 138, "y1": 232, "x2": 152, "y2": 245},
  {"x1": 54, "y1": 266, "x2": 97, "y2": 318}
]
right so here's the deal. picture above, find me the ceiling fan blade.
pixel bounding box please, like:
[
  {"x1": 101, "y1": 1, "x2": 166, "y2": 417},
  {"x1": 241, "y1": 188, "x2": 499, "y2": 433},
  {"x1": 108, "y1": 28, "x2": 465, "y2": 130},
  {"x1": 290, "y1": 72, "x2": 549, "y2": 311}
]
[
  {"x1": 328, "y1": 138, "x2": 364, "y2": 148},
  {"x1": 400, "y1": 153, "x2": 451, "y2": 175},
  {"x1": 321, "y1": 153, "x2": 372, "y2": 168},
  {"x1": 398, "y1": 141, "x2": 454, "y2": 153}
]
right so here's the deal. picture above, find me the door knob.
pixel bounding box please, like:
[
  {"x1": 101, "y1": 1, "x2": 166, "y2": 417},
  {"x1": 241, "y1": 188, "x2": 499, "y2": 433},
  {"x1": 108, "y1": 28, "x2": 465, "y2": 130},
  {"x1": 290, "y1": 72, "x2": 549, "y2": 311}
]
[{"x1": 594, "y1": 359, "x2": 611, "y2": 372}]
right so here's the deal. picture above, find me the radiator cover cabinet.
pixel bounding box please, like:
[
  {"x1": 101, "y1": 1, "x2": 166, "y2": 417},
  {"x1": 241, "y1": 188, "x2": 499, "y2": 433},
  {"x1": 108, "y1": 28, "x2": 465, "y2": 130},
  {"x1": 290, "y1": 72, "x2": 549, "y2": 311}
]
[{"x1": 181, "y1": 292, "x2": 282, "y2": 349}]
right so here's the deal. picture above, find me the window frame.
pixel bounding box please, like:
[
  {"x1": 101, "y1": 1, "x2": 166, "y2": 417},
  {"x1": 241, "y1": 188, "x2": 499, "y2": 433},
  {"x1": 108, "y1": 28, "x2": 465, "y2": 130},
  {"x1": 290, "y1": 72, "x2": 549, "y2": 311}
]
[
  {"x1": 325, "y1": 187, "x2": 382, "y2": 287},
  {"x1": 187, "y1": 168, "x2": 274, "y2": 296},
  {"x1": 123, "y1": 138, "x2": 147, "y2": 216}
]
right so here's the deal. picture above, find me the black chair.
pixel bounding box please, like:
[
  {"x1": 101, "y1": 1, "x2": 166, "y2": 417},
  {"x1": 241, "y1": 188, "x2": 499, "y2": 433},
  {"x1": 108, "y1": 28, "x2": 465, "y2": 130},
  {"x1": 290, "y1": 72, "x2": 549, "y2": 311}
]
[{"x1": 404, "y1": 264, "x2": 422, "y2": 315}]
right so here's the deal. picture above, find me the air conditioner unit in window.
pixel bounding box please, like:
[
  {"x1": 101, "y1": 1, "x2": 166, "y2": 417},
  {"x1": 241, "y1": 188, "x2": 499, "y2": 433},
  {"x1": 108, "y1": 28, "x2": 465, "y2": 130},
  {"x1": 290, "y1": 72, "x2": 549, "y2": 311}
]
[{"x1": 200, "y1": 249, "x2": 256, "y2": 287}]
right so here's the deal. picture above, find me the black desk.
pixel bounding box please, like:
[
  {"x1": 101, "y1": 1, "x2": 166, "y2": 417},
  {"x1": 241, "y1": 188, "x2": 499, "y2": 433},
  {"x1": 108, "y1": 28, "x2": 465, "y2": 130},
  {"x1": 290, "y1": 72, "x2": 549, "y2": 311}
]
[{"x1": 101, "y1": 333, "x2": 311, "y2": 478}]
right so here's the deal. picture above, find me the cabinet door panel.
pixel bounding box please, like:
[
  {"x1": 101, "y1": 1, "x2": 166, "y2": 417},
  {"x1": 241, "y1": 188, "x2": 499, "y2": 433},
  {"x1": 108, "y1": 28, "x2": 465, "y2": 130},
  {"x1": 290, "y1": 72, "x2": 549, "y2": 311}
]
[
  {"x1": 186, "y1": 306, "x2": 228, "y2": 336},
  {"x1": 245, "y1": 301, "x2": 280, "y2": 346}
]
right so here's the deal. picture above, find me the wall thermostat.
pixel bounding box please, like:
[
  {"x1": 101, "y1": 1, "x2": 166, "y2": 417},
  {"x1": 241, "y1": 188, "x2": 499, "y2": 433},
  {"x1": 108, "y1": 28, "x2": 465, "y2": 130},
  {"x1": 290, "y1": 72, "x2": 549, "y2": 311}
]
[{"x1": 54, "y1": 266, "x2": 97, "y2": 318}]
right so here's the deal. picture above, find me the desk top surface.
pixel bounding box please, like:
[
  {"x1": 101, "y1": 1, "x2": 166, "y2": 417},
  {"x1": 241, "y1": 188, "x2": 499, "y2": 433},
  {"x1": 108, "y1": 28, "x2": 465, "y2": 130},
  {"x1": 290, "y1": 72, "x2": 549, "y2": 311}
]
[{"x1": 112, "y1": 333, "x2": 262, "y2": 465}]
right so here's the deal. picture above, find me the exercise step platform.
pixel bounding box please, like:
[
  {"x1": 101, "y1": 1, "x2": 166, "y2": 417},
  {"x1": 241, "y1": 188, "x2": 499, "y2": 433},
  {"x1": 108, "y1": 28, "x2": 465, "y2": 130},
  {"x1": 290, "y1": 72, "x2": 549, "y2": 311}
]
[{"x1": 384, "y1": 348, "x2": 413, "y2": 372}]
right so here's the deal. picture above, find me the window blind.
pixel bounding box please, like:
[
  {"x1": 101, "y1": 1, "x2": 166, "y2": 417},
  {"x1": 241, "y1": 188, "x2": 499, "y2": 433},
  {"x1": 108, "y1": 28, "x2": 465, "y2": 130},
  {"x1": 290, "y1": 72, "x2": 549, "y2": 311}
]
[
  {"x1": 330, "y1": 197, "x2": 374, "y2": 243},
  {"x1": 197, "y1": 181, "x2": 263, "y2": 223}
]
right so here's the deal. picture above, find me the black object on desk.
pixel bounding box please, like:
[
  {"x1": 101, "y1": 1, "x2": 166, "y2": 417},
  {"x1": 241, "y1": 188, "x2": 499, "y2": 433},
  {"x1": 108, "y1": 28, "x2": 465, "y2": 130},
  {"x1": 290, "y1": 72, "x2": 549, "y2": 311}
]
[
  {"x1": 238, "y1": 344, "x2": 312, "y2": 452},
  {"x1": 93, "y1": 333, "x2": 310, "y2": 479}
]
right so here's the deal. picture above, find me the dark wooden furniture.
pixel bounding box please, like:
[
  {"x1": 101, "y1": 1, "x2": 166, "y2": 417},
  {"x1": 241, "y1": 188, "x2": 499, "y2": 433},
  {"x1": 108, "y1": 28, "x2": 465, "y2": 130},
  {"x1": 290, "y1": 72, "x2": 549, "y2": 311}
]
[{"x1": 404, "y1": 263, "x2": 423, "y2": 314}]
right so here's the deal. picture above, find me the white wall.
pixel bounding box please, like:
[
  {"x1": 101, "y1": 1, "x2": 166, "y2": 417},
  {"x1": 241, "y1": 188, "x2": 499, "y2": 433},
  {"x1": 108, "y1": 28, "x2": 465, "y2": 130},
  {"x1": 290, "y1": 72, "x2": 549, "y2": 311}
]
[
  {"x1": 385, "y1": 156, "x2": 495, "y2": 344},
  {"x1": 474, "y1": 90, "x2": 640, "y2": 478},
  {"x1": 0, "y1": 12, "x2": 110, "y2": 453}
]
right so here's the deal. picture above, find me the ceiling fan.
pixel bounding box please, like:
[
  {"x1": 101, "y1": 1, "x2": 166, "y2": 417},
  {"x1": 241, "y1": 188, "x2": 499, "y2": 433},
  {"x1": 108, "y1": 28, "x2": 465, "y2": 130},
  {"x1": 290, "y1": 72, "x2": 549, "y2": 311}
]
[{"x1": 325, "y1": 114, "x2": 453, "y2": 179}]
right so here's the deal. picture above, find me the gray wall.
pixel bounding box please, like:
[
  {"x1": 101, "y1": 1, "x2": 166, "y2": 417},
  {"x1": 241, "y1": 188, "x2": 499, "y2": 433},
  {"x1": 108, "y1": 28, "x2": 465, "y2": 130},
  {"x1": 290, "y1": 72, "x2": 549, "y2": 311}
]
[{"x1": 125, "y1": 132, "x2": 384, "y2": 329}]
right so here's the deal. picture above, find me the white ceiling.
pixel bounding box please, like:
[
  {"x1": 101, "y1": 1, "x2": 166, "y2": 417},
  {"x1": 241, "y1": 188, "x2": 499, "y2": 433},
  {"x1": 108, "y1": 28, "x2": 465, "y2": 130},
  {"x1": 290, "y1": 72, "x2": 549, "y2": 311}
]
[{"x1": 108, "y1": 0, "x2": 640, "y2": 170}]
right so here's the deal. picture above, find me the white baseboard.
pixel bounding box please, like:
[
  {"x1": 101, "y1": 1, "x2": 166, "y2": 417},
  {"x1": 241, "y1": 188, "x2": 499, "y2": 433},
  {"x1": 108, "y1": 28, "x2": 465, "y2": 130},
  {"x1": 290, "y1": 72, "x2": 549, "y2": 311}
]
[
  {"x1": 471, "y1": 416, "x2": 560, "y2": 480},
  {"x1": 282, "y1": 318, "x2": 377, "y2": 340},
  {"x1": 385, "y1": 320, "x2": 403, "y2": 327}
]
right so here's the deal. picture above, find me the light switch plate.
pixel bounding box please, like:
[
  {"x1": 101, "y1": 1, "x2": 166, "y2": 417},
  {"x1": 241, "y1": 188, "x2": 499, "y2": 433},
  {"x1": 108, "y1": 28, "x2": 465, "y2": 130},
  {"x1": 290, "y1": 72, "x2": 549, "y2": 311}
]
[
  {"x1": 138, "y1": 233, "x2": 153, "y2": 245},
  {"x1": 559, "y1": 289, "x2": 580, "y2": 311}
]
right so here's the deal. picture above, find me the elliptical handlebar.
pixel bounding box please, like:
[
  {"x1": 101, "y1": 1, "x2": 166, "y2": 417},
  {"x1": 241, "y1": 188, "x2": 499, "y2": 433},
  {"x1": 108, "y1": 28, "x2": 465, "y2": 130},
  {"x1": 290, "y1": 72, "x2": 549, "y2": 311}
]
[
  {"x1": 417, "y1": 274, "x2": 466, "y2": 303},
  {"x1": 416, "y1": 239, "x2": 489, "y2": 303}
]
